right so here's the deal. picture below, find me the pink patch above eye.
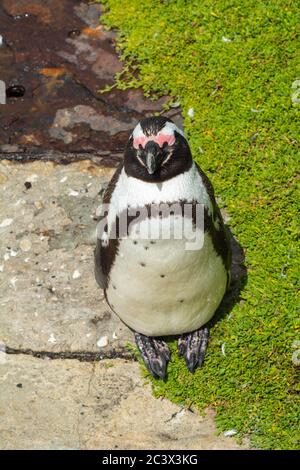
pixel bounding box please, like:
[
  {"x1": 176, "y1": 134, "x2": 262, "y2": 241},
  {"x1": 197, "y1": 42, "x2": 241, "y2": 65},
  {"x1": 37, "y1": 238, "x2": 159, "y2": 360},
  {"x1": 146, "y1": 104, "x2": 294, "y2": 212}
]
[{"x1": 133, "y1": 133, "x2": 175, "y2": 149}]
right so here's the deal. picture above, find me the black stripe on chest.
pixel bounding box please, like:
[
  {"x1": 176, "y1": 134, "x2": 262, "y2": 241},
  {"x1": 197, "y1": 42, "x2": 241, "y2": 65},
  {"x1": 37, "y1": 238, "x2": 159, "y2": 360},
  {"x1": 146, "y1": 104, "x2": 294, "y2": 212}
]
[{"x1": 97, "y1": 200, "x2": 230, "y2": 289}]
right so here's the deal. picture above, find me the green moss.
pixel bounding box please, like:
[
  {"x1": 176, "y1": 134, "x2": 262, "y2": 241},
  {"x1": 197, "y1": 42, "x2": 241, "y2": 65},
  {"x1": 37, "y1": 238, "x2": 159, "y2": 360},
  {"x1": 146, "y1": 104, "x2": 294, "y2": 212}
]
[{"x1": 100, "y1": 0, "x2": 300, "y2": 449}]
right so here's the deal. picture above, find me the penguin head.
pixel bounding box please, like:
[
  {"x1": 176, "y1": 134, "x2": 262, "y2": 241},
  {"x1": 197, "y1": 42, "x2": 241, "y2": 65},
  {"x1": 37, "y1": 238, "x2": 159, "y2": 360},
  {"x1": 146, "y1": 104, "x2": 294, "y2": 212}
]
[{"x1": 124, "y1": 116, "x2": 193, "y2": 182}]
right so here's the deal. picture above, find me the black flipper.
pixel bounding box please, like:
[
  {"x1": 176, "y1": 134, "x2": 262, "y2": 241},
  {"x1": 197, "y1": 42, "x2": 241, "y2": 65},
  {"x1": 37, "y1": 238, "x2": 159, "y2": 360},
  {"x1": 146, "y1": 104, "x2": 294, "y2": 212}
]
[
  {"x1": 178, "y1": 326, "x2": 209, "y2": 372},
  {"x1": 194, "y1": 162, "x2": 232, "y2": 288},
  {"x1": 94, "y1": 162, "x2": 124, "y2": 290},
  {"x1": 135, "y1": 333, "x2": 170, "y2": 379}
]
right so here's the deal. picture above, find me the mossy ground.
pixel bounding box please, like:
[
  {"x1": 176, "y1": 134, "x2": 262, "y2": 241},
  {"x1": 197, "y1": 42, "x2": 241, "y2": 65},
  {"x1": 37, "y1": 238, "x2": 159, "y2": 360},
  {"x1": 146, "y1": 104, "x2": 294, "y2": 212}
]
[{"x1": 100, "y1": 0, "x2": 300, "y2": 449}]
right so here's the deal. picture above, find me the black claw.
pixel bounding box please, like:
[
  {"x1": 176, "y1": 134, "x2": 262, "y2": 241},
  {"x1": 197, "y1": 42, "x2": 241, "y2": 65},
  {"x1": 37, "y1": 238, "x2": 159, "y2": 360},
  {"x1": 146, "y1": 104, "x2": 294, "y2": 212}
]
[
  {"x1": 186, "y1": 329, "x2": 202, "y2": 372},
  {"x1": 178, "y1": 334, "x2": 188, "y2": 357},
  {"x1": 178, "y1": 326, "x2": 210, "y2": 373},
  {"x1": 153, "y1": 338, "x2": 170, "y2": 362},
  {"x1": 135, "y1": 333, "x2": 170, "y2": 379},
  {"x1": 151, "y1": 358, "x2": 167, "y2": 380},
  {"x1": 186, "y1": 350, "x2": 198, "y2": 372}
]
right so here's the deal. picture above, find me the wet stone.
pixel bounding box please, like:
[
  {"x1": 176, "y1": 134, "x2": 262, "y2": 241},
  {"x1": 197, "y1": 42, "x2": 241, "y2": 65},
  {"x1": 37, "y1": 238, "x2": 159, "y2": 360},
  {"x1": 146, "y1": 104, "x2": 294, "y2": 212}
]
[{"x1": 0, "y1": 0, "x2": 181, "y2": 162}]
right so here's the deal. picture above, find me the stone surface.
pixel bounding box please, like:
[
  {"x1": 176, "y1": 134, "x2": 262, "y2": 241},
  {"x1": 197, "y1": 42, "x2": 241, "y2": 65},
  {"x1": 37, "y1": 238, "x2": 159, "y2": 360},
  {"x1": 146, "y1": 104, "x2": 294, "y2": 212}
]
[
  {"x1": 0, "y1": 354, "x2": 246, "y2": 450},
  {"x1": 0, "y1": 160, "x2": 133, "y2": 355}
]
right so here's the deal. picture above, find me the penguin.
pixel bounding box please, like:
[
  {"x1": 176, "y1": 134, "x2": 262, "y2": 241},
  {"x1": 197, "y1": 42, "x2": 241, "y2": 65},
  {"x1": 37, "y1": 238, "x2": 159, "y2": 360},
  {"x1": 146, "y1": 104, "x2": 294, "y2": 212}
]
[{"x1": 94, "y1": 116, "x2": 231, "y2": 379}]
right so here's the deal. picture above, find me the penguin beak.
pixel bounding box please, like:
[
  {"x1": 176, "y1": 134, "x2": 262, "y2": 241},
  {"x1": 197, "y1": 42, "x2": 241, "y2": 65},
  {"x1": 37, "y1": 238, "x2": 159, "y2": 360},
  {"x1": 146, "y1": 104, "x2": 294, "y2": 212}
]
[
  {"x1": 142, "y1": 141, "x2": 161, "y2": 175},
  {"x1": 145, "y1": 153, "x2": 157, "y2": 174}
]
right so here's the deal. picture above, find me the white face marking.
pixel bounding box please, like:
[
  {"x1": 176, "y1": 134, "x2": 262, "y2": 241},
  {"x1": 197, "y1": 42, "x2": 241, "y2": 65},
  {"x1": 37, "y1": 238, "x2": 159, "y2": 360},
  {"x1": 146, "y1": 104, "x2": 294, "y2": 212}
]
[
  {"x1": 136, "y1": 153, "x2": 147, "y2": 169},
  {"x1": 162, "y1": 121, "x2": 185, "y2": 138},
  {"x1": 132, "y1": 121, "x2": 185, "y2": 149}
]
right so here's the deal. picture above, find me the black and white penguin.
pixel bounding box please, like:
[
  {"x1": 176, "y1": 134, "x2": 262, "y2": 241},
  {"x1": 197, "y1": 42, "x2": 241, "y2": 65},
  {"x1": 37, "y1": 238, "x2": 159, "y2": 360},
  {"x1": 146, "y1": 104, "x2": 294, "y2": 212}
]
[{"x1": 94, "y1": 116, "x2": 231, "y2": 379}]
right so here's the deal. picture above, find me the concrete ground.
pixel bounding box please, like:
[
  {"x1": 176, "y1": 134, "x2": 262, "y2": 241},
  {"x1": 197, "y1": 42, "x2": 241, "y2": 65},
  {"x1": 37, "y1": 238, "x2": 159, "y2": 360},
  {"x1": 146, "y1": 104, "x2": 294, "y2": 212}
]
[{"x1": 0, "y1": 161, "x2": 246, "y2": 450}]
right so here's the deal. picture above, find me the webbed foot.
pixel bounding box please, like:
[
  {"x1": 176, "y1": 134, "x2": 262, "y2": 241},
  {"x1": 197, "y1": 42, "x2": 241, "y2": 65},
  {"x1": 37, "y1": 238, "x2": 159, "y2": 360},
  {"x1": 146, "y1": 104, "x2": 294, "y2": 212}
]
[
  {"x1": 178, "y1": 326, "x2": 209, "y2": 372},
  {"x1": 134, "y1": 333, "x2": 170, "y2": 379}
]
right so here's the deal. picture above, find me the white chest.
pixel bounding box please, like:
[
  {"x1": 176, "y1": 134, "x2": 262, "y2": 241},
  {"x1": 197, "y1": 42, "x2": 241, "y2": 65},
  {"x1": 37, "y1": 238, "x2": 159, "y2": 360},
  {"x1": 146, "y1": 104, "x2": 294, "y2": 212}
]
[{"x1": 106, "y1": 228, "x2": 227, "y2": 336}]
